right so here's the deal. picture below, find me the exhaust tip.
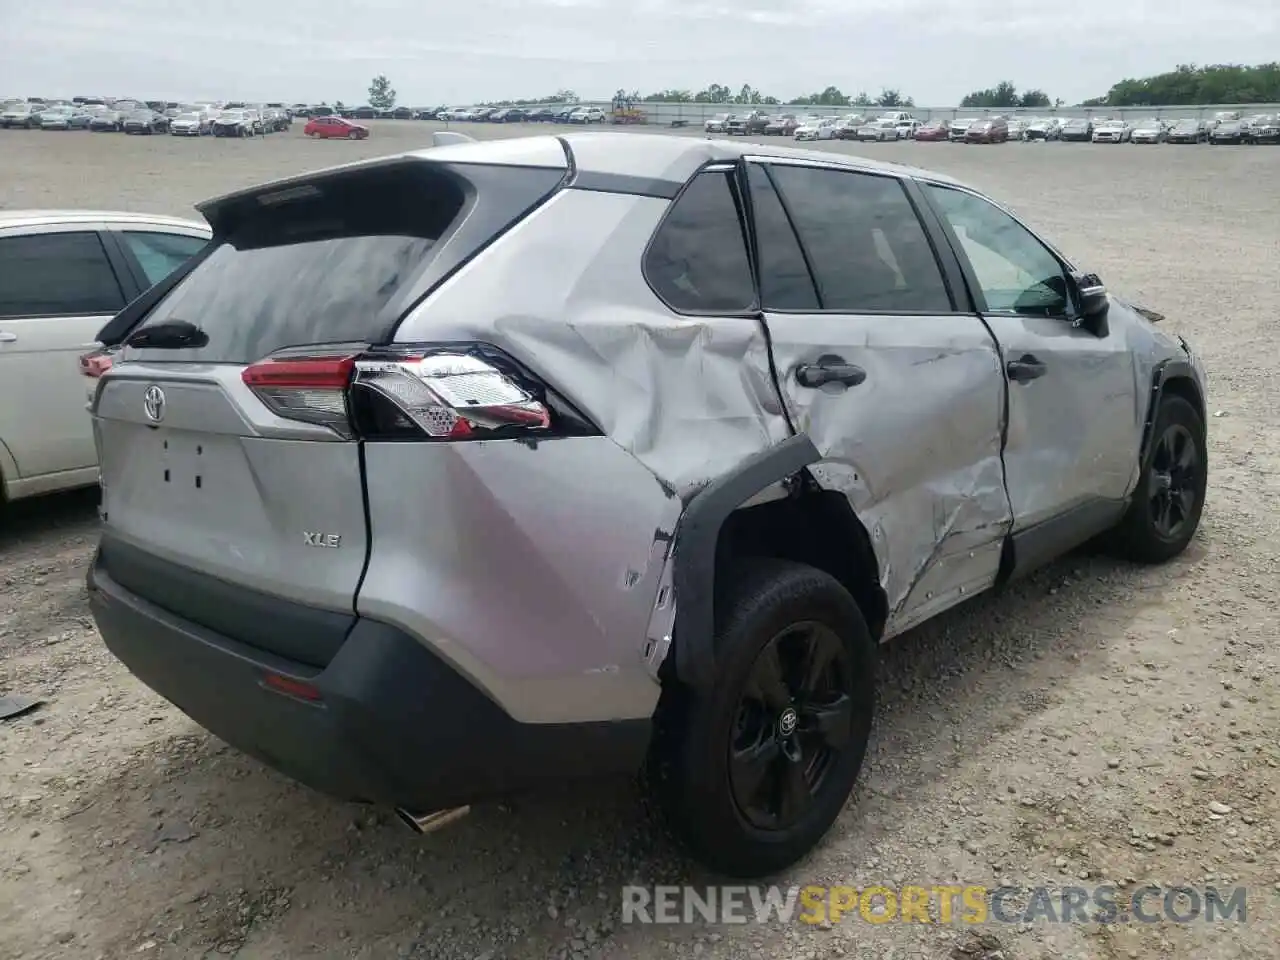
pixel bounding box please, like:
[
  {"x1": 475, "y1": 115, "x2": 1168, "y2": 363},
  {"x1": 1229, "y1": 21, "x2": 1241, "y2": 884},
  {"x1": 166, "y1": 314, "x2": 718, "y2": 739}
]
[{"x1": 396, "y1": 805, "x2": 471, "y2": 834}]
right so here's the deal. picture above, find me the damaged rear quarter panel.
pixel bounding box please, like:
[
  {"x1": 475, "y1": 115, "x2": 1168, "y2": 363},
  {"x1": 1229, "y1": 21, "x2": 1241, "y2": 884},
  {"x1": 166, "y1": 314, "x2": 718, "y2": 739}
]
[{"x1": 392, "y1": 187, "x2": 792, "y2": 497}]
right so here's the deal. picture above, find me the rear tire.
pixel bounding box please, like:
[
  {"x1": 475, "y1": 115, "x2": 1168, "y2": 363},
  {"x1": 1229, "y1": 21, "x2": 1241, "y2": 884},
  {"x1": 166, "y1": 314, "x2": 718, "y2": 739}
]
[
  {"x1": 1103, "y1": 395, "x2": 1207, "y2": 564},
  {"x1": 648, "y1": 558, "x2": 876, "y2": 878}
]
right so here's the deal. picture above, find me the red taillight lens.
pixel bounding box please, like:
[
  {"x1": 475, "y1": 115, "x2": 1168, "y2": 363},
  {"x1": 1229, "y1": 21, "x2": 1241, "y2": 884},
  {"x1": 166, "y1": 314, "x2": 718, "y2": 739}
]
[
  {"x1": 240, "y1": 348, "x2": 569, "y2": 442},
  {"x1": 241, "y1": 355, "x2": 357, "y2": 434},
  {"x1": 80, "y1": 349, "x2": 113, "y2": 378}
]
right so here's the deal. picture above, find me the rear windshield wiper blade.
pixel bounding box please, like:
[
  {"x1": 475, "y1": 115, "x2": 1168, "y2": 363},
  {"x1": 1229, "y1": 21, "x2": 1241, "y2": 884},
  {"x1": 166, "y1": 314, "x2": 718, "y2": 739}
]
[{"x1": 124, "y1": 319, "x2": 209, "y2": 349}]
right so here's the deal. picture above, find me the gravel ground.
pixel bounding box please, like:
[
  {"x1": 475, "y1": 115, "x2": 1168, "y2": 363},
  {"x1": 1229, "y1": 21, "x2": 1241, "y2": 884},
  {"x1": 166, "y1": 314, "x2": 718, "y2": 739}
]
[{"x1": 1, "y1": 122, "x2": 1278, "y2": 960}]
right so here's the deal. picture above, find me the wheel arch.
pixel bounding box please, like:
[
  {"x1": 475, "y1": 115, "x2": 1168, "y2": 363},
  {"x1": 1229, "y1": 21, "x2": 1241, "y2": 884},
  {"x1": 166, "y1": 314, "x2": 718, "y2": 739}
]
[
  {"x1": 1140, "y1": 359, "x2": 1205, "y2": 469},
  {"x1": 671, "y1": 435, "x2": 887, "y2": 692}
]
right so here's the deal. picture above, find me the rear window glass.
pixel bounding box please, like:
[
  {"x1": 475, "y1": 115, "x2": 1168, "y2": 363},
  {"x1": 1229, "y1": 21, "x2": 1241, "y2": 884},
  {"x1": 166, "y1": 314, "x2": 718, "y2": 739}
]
[{"x1": 125, "y1": 164, "x2": 468, "y2": 364}]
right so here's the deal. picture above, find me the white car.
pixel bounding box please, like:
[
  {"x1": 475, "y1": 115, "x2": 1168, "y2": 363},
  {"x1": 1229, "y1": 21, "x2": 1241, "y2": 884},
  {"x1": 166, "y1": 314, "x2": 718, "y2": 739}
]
[
  {"x1": 704, "y1": 113, "x2": 730, "y2": 133},
  {"x1": 1092, "y1": 119, "x2": 1130, "y2": 143},
  {"x1": 1, "y1": 102, "x2": 37, "y2": 128},
  {"x1": 794, "y1": 117, "x2": 839, "y2": 141},
  {"x1": 857, "y1": 119, "x2": 900, "y2": 141},
  {"x1": 895, "y1": 118, "x2": 923, "y2": 139},
  {"x1": 877, "y1": 111, "x2": 916, "y2": 125},
  {"x1": 1129, "y1": 119, "x2": 1166, "y2": 144},
  {"x1": 569, "y1": 107, "x2": 606, "y2": 124},
  {"x1": 0, "y1": 211, "x2": 211, "y2": 505},
  {"x1": 1006, "y1": 118, "x2": 1030, "y2": 140}
]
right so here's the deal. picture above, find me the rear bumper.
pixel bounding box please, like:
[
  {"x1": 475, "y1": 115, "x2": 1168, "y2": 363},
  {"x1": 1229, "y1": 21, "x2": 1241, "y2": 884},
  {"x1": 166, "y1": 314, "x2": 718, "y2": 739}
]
[{"x1": 88, "y1": 553, "x2": 652, "y2": 811}]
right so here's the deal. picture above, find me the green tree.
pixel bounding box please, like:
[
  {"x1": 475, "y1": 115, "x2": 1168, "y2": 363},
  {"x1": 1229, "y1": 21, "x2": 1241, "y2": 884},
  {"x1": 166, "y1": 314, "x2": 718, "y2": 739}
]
[
  {"x1": 875, "y1": 88, "x2": 913, "y2": 108},
  {"x1": 852, "y1": 91, "x2": 873, "y2": 107},
  {"x1": 1019, "y1": 89, "x2": 1051, "y2": 107},
  {"x1": 644, "y1": 89, "x2": 693, "y2": 101},
  {"x1": 960, "y1": 81, "x2": 1020, "y2": 108},
  {"x1": 694, "y1": 83, "x2": 733, "y2": 103},
  {"x1": 792, "y1": 86, "x2": 850, "y2": 106},
  {"x1": 1086, "y1": 62, "x2": 1280, "y2": 105},
  {"x1": 368, "y1": 75, "x2": 396, "y2": 110}
]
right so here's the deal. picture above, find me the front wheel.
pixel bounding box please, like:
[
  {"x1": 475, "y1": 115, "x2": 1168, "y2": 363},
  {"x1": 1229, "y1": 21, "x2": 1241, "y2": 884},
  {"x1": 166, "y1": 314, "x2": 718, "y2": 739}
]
[
  {"x1": 647, "y1": 559, "x2": 876, "y2": 878},
  {"x1": 347, "y1": 130, "x2": 359, "y2": 139},
  {"x1": 1103, "y1": 395, "x2": 1207, "y2": 563}
]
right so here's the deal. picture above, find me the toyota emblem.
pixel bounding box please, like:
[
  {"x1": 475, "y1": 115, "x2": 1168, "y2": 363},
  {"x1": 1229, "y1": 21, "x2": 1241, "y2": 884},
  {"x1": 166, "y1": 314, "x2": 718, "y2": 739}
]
[
  {"x1": 778, "y1": 706, "x2": 798, "y2": 737},
  {"x1": 143, "y1": 385, "x2": 166, "y2": 423}
]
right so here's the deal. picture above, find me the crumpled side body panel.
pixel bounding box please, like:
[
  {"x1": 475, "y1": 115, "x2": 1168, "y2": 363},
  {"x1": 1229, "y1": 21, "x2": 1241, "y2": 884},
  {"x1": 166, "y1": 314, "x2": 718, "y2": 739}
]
[
  {"x1": 393, "y1": 188, "x2": 792, "y2": 497},
  {"x1": 763, "y1": 313, "x2": 1012, "y2": 637}
]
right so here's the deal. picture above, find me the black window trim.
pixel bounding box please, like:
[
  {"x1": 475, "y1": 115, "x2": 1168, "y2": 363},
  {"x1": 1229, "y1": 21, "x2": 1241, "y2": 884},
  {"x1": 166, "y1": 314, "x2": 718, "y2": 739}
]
[
  {"x1": 0, "y1": 228, "x2": 132, "y2": 320},
  {"x1": 914, "y1": 179, "x2": 1082, "y2": 321},
  {"x1": 739, "y1": 157, "x2": 970, "y2": 318},
  {"x1": 639, "y1": 160, "x2": 761, "y2": 319}
]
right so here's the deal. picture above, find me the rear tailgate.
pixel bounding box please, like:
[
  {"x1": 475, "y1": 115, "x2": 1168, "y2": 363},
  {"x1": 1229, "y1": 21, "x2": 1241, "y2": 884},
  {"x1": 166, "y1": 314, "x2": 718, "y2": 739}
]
[{"x1": 92, "y1": 150, "x2": 567, "y2": 667}]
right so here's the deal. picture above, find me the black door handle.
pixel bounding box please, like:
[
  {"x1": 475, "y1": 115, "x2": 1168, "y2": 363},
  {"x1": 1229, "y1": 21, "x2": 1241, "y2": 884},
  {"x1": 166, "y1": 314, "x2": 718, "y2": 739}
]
[
  {"x1": 795, "y1": 354, "x2": 867, "y2": 389},
  {"x1": 1006, "y1": 354, "x2": 1047, "y2": 383}
]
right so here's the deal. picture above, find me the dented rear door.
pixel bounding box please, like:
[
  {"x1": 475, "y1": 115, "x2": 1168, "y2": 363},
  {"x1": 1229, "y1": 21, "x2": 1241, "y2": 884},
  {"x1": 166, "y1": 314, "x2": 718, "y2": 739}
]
[{"x1": 744, "y1": 158, "x2": 1012, "y2": 635}]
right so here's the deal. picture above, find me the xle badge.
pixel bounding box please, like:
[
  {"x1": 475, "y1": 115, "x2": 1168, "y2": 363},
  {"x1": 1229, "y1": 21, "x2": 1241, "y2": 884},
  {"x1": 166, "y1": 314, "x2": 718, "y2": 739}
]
[{"x1": 303, "y1": 532, "x2": 342, "y2": 548}]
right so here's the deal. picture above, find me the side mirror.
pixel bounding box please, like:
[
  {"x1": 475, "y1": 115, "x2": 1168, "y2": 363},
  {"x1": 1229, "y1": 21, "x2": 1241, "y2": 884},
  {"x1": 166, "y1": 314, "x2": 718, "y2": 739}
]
[{"x1": 1072, "y1": 271, "x2": 1110, "y2": 335}]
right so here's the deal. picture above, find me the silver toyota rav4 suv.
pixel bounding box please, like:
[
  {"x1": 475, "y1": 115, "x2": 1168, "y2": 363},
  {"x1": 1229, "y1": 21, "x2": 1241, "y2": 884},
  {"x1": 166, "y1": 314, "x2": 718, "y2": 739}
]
[{"x1": 88, "y1": 132, "x2": 1208, "y2": 877}]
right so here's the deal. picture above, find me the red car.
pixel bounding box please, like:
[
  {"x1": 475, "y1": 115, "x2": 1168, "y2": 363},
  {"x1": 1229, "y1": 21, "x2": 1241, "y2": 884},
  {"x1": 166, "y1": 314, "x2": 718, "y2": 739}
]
[
  {"x1": 964, "y1": 117, "x2": 1009, "y2": 143},
  {"x1": 303, "y1": 115, "x2": 370, "y2": 140},
  {"x1": 914, "y1": 120, "x2": 951, "y2": 141}
]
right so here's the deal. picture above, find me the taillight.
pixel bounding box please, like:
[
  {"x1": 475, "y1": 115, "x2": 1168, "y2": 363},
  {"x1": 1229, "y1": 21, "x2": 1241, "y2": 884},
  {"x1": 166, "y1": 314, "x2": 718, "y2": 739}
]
[
  {"x1": 80, "y1": 348, "x2": 113, "y2": 378},
  {"x1": 240, "y1": 346, "x2": 591, "y2": 441},
  {"x1": 241, "y1": 355, "x2": 356, "y2": 435}
]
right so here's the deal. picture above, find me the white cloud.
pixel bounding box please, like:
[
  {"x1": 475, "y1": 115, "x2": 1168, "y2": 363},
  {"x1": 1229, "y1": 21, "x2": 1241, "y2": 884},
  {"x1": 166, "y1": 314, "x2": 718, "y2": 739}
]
[{"x1": 2, "y1": 0, "x2": 1276, "y2": 106}]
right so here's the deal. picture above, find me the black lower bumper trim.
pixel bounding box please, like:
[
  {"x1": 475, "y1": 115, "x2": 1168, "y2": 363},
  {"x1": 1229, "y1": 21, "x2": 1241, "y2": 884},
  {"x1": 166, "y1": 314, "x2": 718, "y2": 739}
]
[{"x1": 88, "y1": 553, "x2": 652, "y2": 811}]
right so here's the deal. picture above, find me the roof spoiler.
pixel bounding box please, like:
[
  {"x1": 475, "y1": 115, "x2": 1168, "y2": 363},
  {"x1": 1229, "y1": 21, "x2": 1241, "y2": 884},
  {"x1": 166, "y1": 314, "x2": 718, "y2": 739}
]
[{"x1": 432, "y1": 131, "x2": 475, "y2": 147}]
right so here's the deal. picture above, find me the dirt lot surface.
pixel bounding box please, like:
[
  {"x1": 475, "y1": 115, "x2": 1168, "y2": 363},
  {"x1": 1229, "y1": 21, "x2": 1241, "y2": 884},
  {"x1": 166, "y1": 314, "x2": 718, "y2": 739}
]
[{"x1": 1, "y1": 122, "x2": 1278, "y2": 960}]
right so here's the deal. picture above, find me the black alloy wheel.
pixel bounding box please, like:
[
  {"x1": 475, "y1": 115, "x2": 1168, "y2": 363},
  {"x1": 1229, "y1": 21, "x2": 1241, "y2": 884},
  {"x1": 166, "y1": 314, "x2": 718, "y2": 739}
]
[
  {"x1": 730, "y1": 621, "x2": 854, "y2": 830},
  {"x1": 1148, "y1": 422, "x2": 1198, "y2": 540}
]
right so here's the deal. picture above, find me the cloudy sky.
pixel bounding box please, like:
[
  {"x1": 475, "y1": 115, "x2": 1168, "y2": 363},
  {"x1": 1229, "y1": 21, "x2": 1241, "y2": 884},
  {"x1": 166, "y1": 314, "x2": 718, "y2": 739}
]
[{"x1": 4, "y1": 0, "x2": 1277, "y2": 107}]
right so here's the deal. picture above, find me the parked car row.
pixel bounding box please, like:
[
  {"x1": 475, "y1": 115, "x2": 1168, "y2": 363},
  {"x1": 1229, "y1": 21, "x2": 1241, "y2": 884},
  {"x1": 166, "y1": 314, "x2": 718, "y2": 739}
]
[
  {"x1": 1, "y1": 97, "x2": 296, "y2": 137},
  {"x1": 696, "y1": 108, "x2": 1280, "y2": 146}
]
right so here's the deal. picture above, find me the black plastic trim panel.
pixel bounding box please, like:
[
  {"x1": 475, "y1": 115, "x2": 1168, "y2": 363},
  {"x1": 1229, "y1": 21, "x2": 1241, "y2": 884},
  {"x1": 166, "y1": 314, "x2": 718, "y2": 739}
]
[
  {"x1": 568, "y1": 171, "x2": 683, "y2": 199},
  {"x1": 88, "y1": 557, "x2": 652, "y2": 811},
  {"x1": 98, "y1": 534, "x2": 353, "y2": 668},
  {"x1": 672, "y1": 434, "x2": 821, "y2": 690}
]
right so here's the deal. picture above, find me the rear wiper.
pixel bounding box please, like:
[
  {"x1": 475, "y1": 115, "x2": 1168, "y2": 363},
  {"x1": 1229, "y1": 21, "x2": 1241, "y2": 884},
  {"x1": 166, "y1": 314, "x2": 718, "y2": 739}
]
[{"x1": 124, "y1": 319, "x2": 209, "y2": 349}]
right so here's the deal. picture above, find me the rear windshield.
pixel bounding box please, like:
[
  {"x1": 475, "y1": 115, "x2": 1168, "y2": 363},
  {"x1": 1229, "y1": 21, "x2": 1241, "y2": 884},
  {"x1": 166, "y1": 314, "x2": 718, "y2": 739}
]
[{"x1": 125, "y1": 164, "x2": 468, "y2": 364}]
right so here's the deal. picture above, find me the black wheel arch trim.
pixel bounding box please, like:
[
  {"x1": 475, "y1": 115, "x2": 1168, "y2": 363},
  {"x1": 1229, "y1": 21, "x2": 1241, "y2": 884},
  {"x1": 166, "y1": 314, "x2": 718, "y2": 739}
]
[
  {"x1": 1139, "y1": 358, "x2": 1203, "y2": 468},
  {"x1": 672, "y1": 433, "x2": 821, "y2": 690}
]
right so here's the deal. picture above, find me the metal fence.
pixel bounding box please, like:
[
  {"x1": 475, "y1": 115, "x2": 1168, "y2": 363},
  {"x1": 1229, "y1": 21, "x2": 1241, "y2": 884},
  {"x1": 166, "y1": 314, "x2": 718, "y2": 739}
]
[{"x1": 531, "y1": 101, "x2": 1280, "y2": 126}]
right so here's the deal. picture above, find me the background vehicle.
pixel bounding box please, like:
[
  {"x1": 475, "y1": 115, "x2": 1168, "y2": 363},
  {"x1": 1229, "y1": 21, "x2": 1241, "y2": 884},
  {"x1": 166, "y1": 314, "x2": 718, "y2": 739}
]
[
  {"x1": 1206, "y1": 110, "x2": 1240, "y2": 138},
  {"x1": 569, "y1": 107, "x2": 607, "y2": 124},
  {"x1": 895, "y1": 118, "x2": 923, "y2": 139},
  {"x1": 1251, "y1": 115, "x2": 1280, "y2": 144},
  {"x1": 89, "y1": 109, "x2": 124, "y2": 132},
  {"x1": 1209, "y1": 119, "x2": 1245, "y2": 144},
  {"x1": 1023, "y1": 117, "x2": 1062, "y2": 141},
  {"x1": 212, "y1": 110, "x2": 254, "y2": 137},
  {"x1": 1092, "y1": 119, "x2": 1131, "y2": 143},
  {"x1": 856, "y1": 119, "x2": 899, "y2": 141},
  {"x1": 1, "y1": 102, "x2": 37, "y2": 128},
  {"x1": 763, "y1": 114, "x2": 800, "y2": 136},
  {"x1": 949, "y1": 117, "x2": 977, "y2": 141},
  {"x1": 704, "y1": 113, "x2": 730, "y2": 133},
  {"x1": 1059, "y1": 118, "x2": 1093, "y2": 142},
  {"x1": 833, "y1": 114, "x2": 866, "y2": 139},
  {"x1": 727, "y1": 111, "x2": 771, "y2": 135},
  {"x1": 795, "y1": 117, "x2": 840, "y2": 141},
  {"x1": 84, "y1": 133, "x2": 1208, "y2": 880},
  {"x1": 303, "y1": 115, "x2": 370, "y2": 139},
  {"x1": 965, "y1": 117, "x2": 1009, "y2": 143},
  {"x1": 38, "y1": 106, "x2": 88, "y2": 130},
  {"x1": 1129, "y1": 119, "x2": 1166, "y2": 143},
  {"x1": 526, "y1": 107, "x2": 556, "y2": 122},
  {"x1": 1006, "y1": 118, "x2": 1030, "y2": 140},
  {"x1": 0, "y1": 211, "x2": 209, "y2": 505},
  {"x1": 914, "y1": 120, "x2": 950, "y2": 141},
  {"x1": 123, "y1": 109, "x2": 169, "y2": 135},
  {"x1": 490, "y1": 108, "x2": 527, "y2": 123},
  {"x1": 169, "y1": 111, "x2": 211, "y2": 136},
  {"x1": 1166, "y1": 119, "x2": 1207, "y2": 143}
]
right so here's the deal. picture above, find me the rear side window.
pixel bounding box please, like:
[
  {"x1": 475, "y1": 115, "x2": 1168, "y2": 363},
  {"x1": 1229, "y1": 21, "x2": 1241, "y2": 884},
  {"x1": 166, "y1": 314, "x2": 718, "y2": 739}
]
[
  {"x1": 766, "y1": 165, "x2": 952, "y2": 314},
  {"x1": 645, "y1": 170, "x2": 755, "y2": 313},
  {"x1": 126, "y1": 164, "x2": 469, "y2": 364},
  {"x1": 746, "y1": 164, "x2": 819, "y2": 311},
  {"x1": 0, "y1": 231, "x2": 125, "y2": 318},
  {"x1": 121, "y1": 231, "x2": 208, "y2": 285}
]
